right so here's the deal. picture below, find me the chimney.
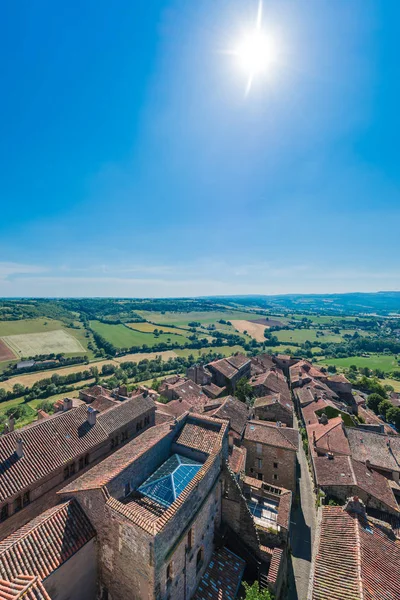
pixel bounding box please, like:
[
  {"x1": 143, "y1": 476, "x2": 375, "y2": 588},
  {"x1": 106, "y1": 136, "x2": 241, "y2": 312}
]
[
  {"x1": 16, "y1": 437, "x2": 24, "y2": 458},
  {"x1": 319, "y1": 413, "x2": 328, "y2": 425},
  {"x1": 63, "y1": 397, "x2": 73, "y2": 412},
  {"x1": 143, "y1": 389, "x2": 149, "y2": 398},
  {"x1": 87, "y1": 406, "x2": 98, "y2": 426},
  {"x1": 8, "y1": 415, "x2": 15, "y2": 432}
]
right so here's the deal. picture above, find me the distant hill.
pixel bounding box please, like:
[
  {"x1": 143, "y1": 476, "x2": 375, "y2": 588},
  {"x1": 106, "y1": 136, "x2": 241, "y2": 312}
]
[{"x1": 208, "y1": 292, "x2": 400, "y2": 316}]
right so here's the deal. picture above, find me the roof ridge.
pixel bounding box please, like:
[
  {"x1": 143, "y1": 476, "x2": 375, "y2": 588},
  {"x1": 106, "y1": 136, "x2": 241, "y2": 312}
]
[{"x1": 353, "y1": 516, "x2": 365, "y2": 600}]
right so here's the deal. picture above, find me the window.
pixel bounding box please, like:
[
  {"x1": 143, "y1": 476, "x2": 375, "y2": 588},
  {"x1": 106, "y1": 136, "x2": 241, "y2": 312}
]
[
  {"x1": 257, "y1": 473, "x2": 263, "y2": 481},
  {"x1": 14, "y1": 496, "x2": 22, "y2": 513},
  {"x1": 273, "y1": 474, "x2": 278, "y2": 481},
  {"x1": 187, "y1": 528, "x2": 193, "y2": 550},
  {"x1": 84, "y1": 454, "x2": 90, "y2": 466},
  {"x1": 257, "y1": 458, "x2": 262, "y2": 469},
  {"x1": 256, "y1": 443, "x2": 262, "y2": 456},
  {"x1": 166, "y1": 562, "x2": 173, "y2": 584},
  {"x1": 124, "y1": 482, "x2": 131, "y2": 497},
  {"x1": 196, "y1": 548, "x2": 204, "y2": 573},
  {"x1": 0, "y1": 504, "x2": 8, "y2": 522},
  {"x1": 22, "y1": 491, "x2": 30, "y2": 507},
  {"x1": 274, "y1": 462, "x2": 278, "y2": 469},
  {"x1": 79, "y1": 457, "x2": 84, "y2": 470},
  {"x1": 64, "y1": 466, "x2": 69, "y2": 480}
]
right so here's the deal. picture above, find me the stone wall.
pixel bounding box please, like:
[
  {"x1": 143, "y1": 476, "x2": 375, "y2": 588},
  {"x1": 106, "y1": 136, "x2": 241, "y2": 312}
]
[
  {"x1": 242, "y1": 441, "x2": 297, "y2": 492},
  {"x1": 254, "y1": 404, "x2": 293, "y2": 427},
  {"x1": 321, "y1": 484, "x2": 400, "y2": 516}
]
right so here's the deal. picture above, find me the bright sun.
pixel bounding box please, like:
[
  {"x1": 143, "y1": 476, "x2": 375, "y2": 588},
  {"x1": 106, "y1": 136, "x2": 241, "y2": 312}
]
[
  {"x1": 231, "y1": 0, "x2": 278, "y2": 95},
  {"x1": 236, "y1": 31, "x2": 277, "y2": 75}
]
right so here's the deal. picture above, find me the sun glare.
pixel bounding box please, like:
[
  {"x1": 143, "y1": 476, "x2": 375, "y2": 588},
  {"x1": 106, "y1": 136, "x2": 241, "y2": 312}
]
[{"x1": 236, "y1": 31, "x2": 277, "y2": 75}]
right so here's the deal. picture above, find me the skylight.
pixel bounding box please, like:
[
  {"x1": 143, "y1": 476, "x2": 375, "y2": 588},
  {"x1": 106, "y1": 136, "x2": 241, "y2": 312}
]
[{"x1": 138, "y1": 454, "x2": 202, "y2": 508}]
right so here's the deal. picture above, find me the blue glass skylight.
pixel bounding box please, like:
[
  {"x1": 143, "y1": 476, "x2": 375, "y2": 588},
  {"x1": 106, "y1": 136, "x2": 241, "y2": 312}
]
[{"x1": 138, "y1": 454, "x2": 202, "y2": 508}]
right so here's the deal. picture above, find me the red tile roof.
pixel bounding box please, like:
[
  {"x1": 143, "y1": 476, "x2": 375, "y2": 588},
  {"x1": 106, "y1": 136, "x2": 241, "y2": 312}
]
[
  {"x1": 174, "y1": 420, "x2": 221, "y2": 454},
  {"x1": 307, "y1": 417, "x2": 351, "y2": 456},
  {"x1": 0, "y1": 575, "x2": 51, "y2": 600},
  {"x1": 208, "y1": 359, "x2": 238, "y2": 379},
  {"x1": 310, "y1": 506, "x2": 400, "y2": 600},
  {"x1": 0, "y1": 500, "x2": 95, "y2": 582},
  {"x1": 346, "y1": 428, "x2": 400, "y2": 472},
  {"x1": 208, "y1": 396, "x2": 249, "y2": 436},
  {"x1": 314, "y1": 455, "x2": 399, "y2": 513},
  {"x1": 301, "y1": 398, "x2": 334, "y2": 426},
  {"x1": 226, "y1": 354, "x2": 251, "y2": 370},
  {"x1": 192, "y1": 547, "x2": 245, "y2": 600},
  {"x1": 267, "y1": 547, "x2": 283, "y2": 586},
  {"x1": 228, "y1": 446, "x2": 246, "y2": 474},
  {"x1": 244, "y1": 421, "x2": 299, "y2": 451},
  {"x1": 97, "y1": 395, "x2": 154, "y2": 434}
]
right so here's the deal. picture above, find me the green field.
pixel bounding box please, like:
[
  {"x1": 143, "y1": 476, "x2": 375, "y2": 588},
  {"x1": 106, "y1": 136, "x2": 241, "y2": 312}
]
[
  {"x1": 0, "y1": 318, "x2": 64, "y2": 336},
  {"x1": 0, "y1": 318, "x2": 92, "y2": 359},
  {"x1": 136, "y1": 310, "x2": 265, "y2": 327},
  {"x1": 275, "y1": 328, "x2": 343, "y2": 344},
  {"x1": 127, "y1": 322, "x2": 190, "y2": 334},
  {"x1": 174, "y1": 344, "x2": 245, "y2": 358},
  {"x1": 90, "y1": 321, "x2": 193, "y2": 349},
  {"x1": 317, "y1": 353, "x2": 400, "y2": 372}
]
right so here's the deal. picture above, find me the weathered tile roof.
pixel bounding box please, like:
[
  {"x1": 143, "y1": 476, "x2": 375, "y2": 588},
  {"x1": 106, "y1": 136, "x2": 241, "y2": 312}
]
[
  {"x1": 0, "y1": 405, "x2": 108, "y2": 503},
  {"x1": 267, "y1": 547, "x2": 283, "y2": 586},
  {"x1": 192, "y1": 547, "x2": 245, "y2": 600},
  {"x1": 314, "y1": 455, "x2": 399, "y2": 513},
  {"x1": 228, "y1": 446, "x2": 246, "y2": 474},
  {"x1": 174, "y1": 419, "x2": 221, "y2": 454},
  {"x1": 226, "y1": 354, "x2": 251, "y2": 370},
  {"x1": 346, "y1": 427, "x2": 400, "y2": 472},
  {"x1": 60, "y1": 422, "x2": 172, "y2": 493},
  {"x1": 0, "y1": 500, "x2": 95, "y2": 582},
  {"x1": 208, "y1": 359, "x2": 238, "y2": 379},
  {"x1": 307, "y1": 417, "x2": 351, "y2": 456},
  {"x1": 310, "y1": 506, "x2": 400, "y2": 600},
  {"x1": 202, "y1": 383, "x2": 225, "y2": 398},
  {"x1": 0, "y1": 575, "x2": 51, "y2": 600},
  {"x1": 244, "y1": 421, "x2": 299, "y2": 451},
  {"x1": 97, "y1": 395, "x2": 154, "y2": 434},
  {"x1": 208, "y1": 396, "x2": 249, "y2": 436},
  {"x1": 254, "y1": 393, "x2": 293, "y2": 414}
]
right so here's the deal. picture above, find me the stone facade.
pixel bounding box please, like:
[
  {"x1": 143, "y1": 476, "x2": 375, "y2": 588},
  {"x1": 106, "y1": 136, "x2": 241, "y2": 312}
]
[
  {"x1": 243, "y1": 438, "x2": 297, "y2": 492},
  {"x1": 254, "y1": 401, "x2": 293, "y2": 427}
]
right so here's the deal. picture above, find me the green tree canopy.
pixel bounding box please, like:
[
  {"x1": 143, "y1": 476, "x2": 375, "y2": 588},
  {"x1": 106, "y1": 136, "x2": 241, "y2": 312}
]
[
  {"x1": 235, "y1": 377, "x2": 254, "y2": 404},
  {"x1": 367, "y1": 393, "x2": 386, "y2": 413},
  {"x1": 243, "y1": 581, "x2": 274, "y2": 600}
]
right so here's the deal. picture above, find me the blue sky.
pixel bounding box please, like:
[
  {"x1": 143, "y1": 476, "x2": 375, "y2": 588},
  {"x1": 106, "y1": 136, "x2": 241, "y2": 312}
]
[{"x1": 1, "y1": 0, "x2": 399, "y2": 297}]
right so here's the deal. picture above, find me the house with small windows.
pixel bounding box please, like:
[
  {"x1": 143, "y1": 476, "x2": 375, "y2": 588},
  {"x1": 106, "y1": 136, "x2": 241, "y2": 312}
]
[
  {"x1": 242, "y1": 421, "x2": 299, "y2": 492},
  {"x1": 0, "y1": 392, "x2": 155, "y2": 540},
  {"x1": 59, "y1": 412, "x2": 230, "y2": 600}
]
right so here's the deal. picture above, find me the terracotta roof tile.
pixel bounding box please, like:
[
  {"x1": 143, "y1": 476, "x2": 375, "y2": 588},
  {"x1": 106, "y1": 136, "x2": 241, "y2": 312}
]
[
  {"x1": 267, "y1": 547, "x2": 283, "y2": 585},
  {"x1": 97, "y1": 395, "x2": 154, "y2": 434},
  {"x1": 208, "y1": 396, "x2": 249, "y2": 436},
  {"x1": 0, "y1": 500, "x2": 95, "y2": 582},
  {"x1": 244, "y1": 421, "x2": 299, "y2": 451},
  {"x1": 311, "y1": 506, "x2": 400, "y2": 600},
  {"x1": 228, "y1": 446, "x2": 246, "y2": 474},
  {"x1": 0, "y1": 575, "x2": 51, "y2": 600},
  {"x1": 307, "y1": 417, "x2": 351, "y2": 456},
  {"x1": 192, "y1": 547, "x2": 245, "y2": 600},
  {"x1": 174, "y1": 420, "x2": 221, "y2": 454},
  {"x1": 346, "y1": 428, "x2": 400, "y2": 472}
]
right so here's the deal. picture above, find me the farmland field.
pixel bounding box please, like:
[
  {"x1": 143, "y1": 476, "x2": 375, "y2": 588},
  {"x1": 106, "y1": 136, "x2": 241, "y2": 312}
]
[
  {"x1": 90, "y1": 321, "x2": 191, "y2": 349},
  {"x1": 174, "y1": 345, "x2": 245, "y2": 358},
  {"x1": 2, "y1": 330, "x2": 86, "y2": 358},
  {"x1": 136, "y1": 310, "x2": 266, "y2": 327},
  {"x1": 317, "y1": 353, "x2": 400, "y2": 372},
  {"x1": 126, "y1": 322, "x2": 189, "y2": 335},
  {"x1": 231, "y1": 320, "x2": 266, "y2": 342},
  {"x1": 0, "y1": 339, "x2": 16, "y2": 361},
  {"x1": 0, "y1": 318, "x2": 64, "y2": 336},
  {"x1": 275, "y1": 328, "x2": 343, "y2": 344},
  {"x1": 0, "y1": 350, "x2": 179, "y2": 392}
]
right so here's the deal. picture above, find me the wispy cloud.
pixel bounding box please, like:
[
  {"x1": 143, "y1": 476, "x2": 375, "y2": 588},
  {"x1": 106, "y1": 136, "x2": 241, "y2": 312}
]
[{"x1": 0, "y1": 262, "x2": 47, "y2": 281}]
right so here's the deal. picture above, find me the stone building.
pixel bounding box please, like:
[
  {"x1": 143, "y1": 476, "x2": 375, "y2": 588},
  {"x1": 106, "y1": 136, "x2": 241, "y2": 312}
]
[
  {"x1": 0, "y1": 393, "x2": 155, "y2": 540},
  {"x1": 186, "y1": 364, "x2": 212, "y2": 386},
  {"x1": 0, "y1": 499, "x2": 96, "y2": 600},
  {"x1": 254, "y1": 395, "x2": 293, "y2": 427},
  {"x1": 346, "y1": 427, "x2": 400, "y2": 484},
  {"x1": 308, "y1": 499, "x2": 400, "y2": 600},
  {"x1": 289, "y1": 360, "x2": 328, "y2": 389},
  {"x1": 159, "y1": 376, "x2": 203, "y2": 402},
  {"x1": 206, "y1": 355, "x2": 251, "y2": 392},
  {"x1": 59, "y1": 413, "x2": 230, "y2": 600},
  {"x1": 243, "y1": 421, "x2": 299, "y2": 492}
]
